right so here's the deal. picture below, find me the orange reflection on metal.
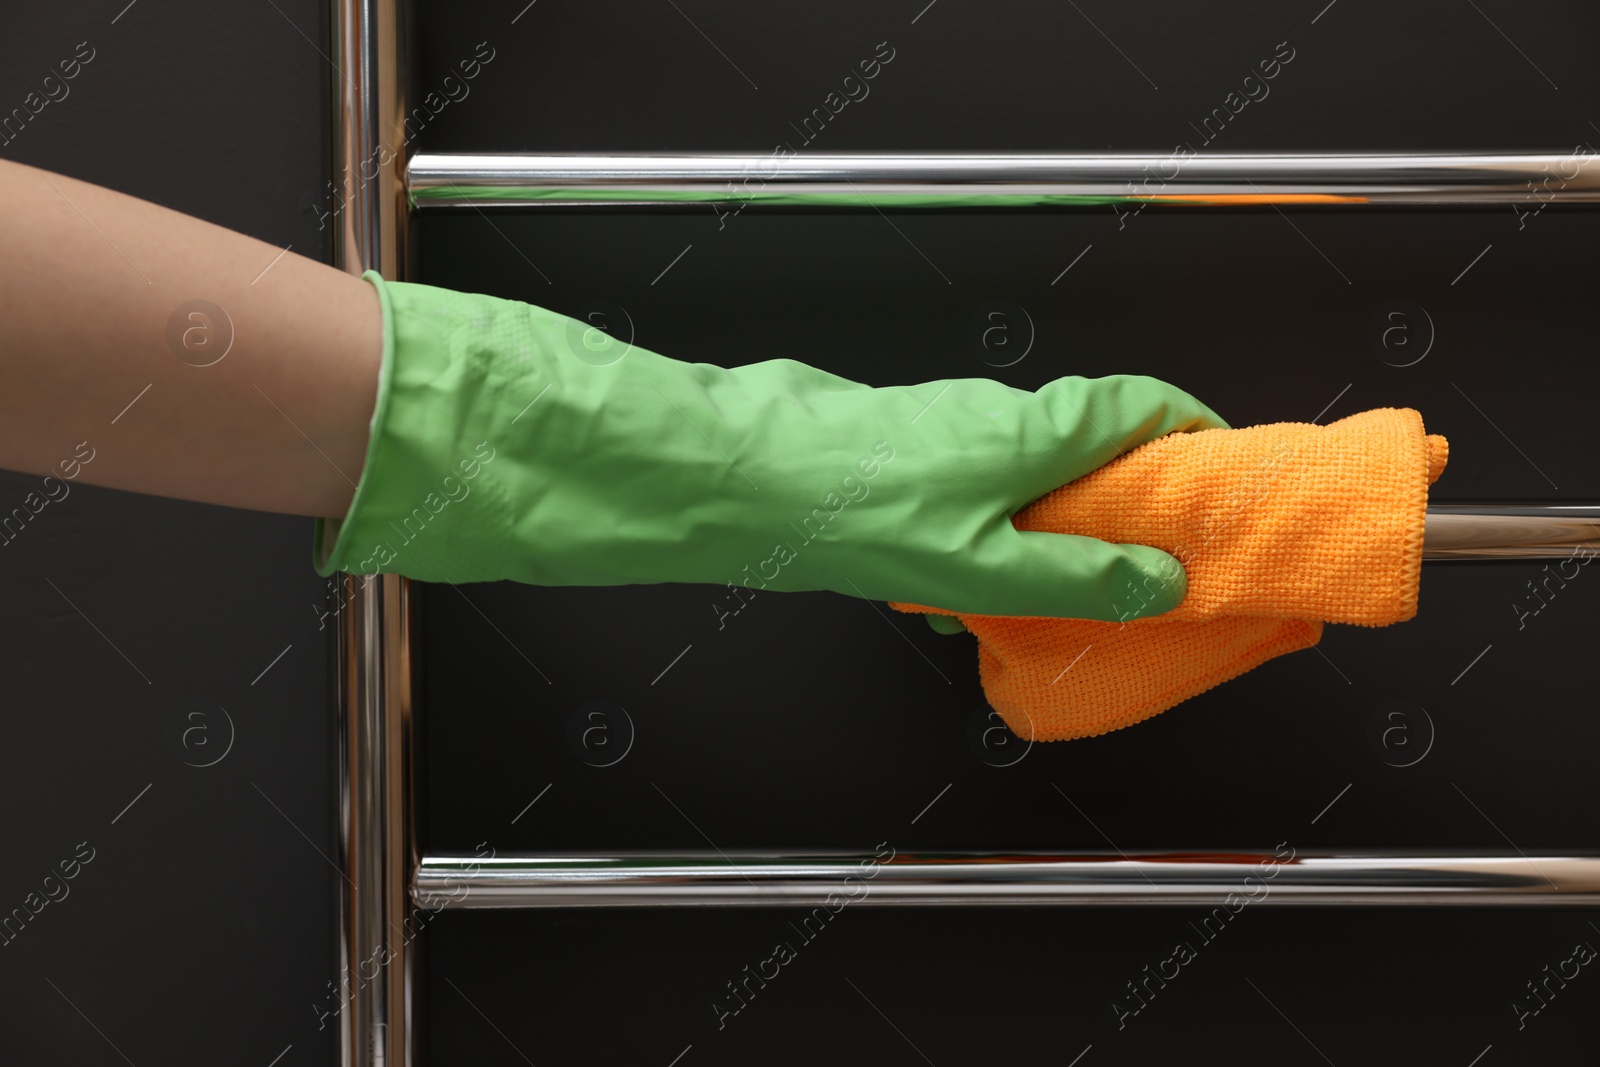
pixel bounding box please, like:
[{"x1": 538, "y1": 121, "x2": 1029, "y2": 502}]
[{"x1": 1139, "y1": 193, "x2": 1372, "y2": 204}]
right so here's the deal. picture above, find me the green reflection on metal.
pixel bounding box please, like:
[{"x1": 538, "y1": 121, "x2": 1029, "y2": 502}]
[{"x1": 409, "y1": 185, "x2": 1198, "y2": 209}]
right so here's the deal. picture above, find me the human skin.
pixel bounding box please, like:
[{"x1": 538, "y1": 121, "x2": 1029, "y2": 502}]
[{"x1": 0, "y1": 157, "x2": 381, "y2": 519}]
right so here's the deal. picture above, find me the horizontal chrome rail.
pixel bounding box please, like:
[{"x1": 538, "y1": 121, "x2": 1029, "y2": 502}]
[
  {"x1": 416, "y1": 852, "x2": 1600, "y2": 908},
  {"x1": 408, "y1": 151, "x2": 1600, "y2": 210},
  {"x1": 1423, "y1": 504, "x2": 1600, "y2": 560}
]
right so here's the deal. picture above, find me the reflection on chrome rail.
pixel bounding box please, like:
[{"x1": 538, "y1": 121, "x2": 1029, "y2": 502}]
[
  {"x1": 415, "y1": 851, "x2": 1600, "y2": 908},
  {"x1": 1424, "y1": 505, "x2": 1600, "y2": 560},
  {"x1": 409, "y1": 151, "x2": 1600, "y2": 210}
]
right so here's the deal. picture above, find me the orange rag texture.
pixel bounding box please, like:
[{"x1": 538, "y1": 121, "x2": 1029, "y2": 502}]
[{"x1": 890, "y1": 407, "x2": 1449, "y2": 742}]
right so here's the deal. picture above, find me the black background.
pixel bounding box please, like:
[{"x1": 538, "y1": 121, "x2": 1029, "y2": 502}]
[{"x1": 2, "y1": 0, "x2": 1597, "y2": 1063}]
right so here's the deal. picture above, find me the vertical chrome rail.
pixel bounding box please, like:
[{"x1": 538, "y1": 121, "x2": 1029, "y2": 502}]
[{"x1": 329, "y1": 1, "x2": 417, "y2": 1066}]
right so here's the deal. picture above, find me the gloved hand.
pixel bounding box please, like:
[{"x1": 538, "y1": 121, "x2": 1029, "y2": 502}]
[{"x1": 314, "y1": 273, "x2": 1228, "y2": 621}]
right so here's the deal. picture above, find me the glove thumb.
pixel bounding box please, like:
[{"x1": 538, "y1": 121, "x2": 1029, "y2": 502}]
[{"x1": 988, "y1": 528, "x2": 1189, "y2": 621}]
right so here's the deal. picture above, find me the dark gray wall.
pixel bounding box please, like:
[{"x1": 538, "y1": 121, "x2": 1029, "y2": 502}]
[
  {"x1": 413, "y1": 2, "x2": 1600, "y2": 1064},
  {"x1": 0, "y1": 2, "x2": 336, "y2": 1063}
]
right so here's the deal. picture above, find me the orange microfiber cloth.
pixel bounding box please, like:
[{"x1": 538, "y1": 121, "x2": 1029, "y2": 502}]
[{"x1": 890, "y1": 407, "x2": 1449, "y2": 742}]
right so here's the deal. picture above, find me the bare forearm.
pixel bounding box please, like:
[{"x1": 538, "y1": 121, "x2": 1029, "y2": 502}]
[{"x1": 0, "y1": 157, "x2": 381, "y2": 519}]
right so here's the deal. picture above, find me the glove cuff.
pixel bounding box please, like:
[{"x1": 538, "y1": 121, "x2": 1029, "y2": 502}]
[
  {"x1": 311, "y1": 271, "x2": 515, "y2": 582},
  {"x1": 312, "y1": 269, "x2": 397, "y2": 577}
]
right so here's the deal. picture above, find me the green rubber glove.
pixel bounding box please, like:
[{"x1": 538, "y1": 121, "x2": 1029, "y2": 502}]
[
  {"x1": 924, "y1": 614, "x2": 972, "y2": 636},
  {"x1": 314, "y1": 273, "x2": 1228, "y2": 621}
]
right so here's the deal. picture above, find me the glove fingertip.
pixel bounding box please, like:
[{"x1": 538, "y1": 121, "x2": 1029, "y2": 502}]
[
  {"x1": 925, "y1": 614, "x2": 970, "y2": 636},
  {"x1": 1118, "y1": 544, "x2": 1189, "y2": 618}
]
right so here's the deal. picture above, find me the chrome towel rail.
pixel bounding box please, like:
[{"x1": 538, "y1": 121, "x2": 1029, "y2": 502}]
[
  {"x1": 331, "y1": 3, "x2": 1600, "y2": 1064},
  {"x1": 416, "y1": 852, "x2": 1600, "y2": 909},
  {"x1": 1424, "y1": 504, "x2": 1600, "y2": 560},
  {"x1": 408, "y1": 150, "x2": 1600, "y2": 210}
]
